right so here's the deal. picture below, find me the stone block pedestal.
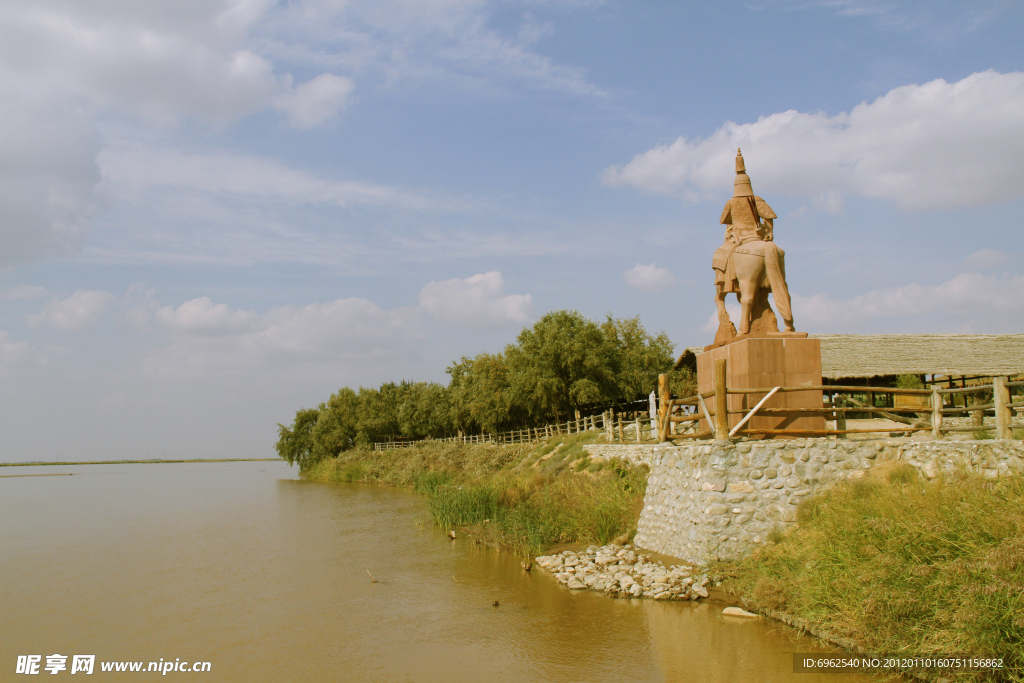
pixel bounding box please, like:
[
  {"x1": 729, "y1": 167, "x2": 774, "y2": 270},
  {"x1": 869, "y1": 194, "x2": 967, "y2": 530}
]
[{"x1": 696, "y1": 337, "x2": 824, "y2": 435}]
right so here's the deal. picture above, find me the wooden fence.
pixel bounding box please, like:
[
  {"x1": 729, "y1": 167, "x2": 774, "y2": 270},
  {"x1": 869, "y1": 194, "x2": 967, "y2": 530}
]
[
  {"x1": 374, "y1": 366, "x2": 1020, "y2": 451},
  {"x1": 373, "y1": 410, "x2": 660, "y2": 451},
  {"x1": 656, "y1": 360, "x2": 1023, "y2": 442}
]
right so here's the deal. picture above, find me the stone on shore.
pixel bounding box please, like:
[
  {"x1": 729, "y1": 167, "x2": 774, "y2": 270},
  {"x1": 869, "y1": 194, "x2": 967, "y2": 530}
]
[{"x1": 534, "y1": 544, "x2": 713, "y2": 602}]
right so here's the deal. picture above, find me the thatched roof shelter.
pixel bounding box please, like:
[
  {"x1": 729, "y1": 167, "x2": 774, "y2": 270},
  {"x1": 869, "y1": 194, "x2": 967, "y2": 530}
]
[
  {"x1": 675, "y1": 334, "x2": 1024, "y2": 380},
  {"x1": 813, "y1": 334, "x2": 1024, "y2": 380}
]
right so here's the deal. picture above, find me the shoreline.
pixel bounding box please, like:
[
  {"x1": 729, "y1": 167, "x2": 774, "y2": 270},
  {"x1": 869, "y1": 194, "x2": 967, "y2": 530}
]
[
  {"x1": 298, "y1": 439, "x2": 1022, "y2": 680},
  {"x1": 0, "y1": 458, "x2": 280, "y2": 467}
]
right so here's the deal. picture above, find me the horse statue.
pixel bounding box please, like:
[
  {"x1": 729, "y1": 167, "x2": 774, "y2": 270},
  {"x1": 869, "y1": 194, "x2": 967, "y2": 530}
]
[{"x1": 707, "y1": 150, "x2": 804, "y2": 350}]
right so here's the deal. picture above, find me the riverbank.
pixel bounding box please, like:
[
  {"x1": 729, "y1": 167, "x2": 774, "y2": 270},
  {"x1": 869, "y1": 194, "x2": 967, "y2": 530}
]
[
  {"x1": 300, "y1": 434, "x2": 648, "y2": 554},
  {"x1": 711, "y1": 463, "x2": 1024, "y2": 681},
  {"x1": 0, "y1": 458, "x2": 279, "y2": 467}
]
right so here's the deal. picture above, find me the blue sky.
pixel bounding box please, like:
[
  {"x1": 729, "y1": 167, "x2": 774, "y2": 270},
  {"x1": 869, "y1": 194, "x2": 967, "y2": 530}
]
[{"x1": 1, "y1": 0, "x2": 1023, "y2": 462}]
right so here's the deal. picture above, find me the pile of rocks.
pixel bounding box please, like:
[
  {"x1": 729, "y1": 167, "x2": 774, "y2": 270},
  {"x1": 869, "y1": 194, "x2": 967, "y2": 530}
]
[{"x1": 534, "y1": 544, "x2": 710, "y2": 600}]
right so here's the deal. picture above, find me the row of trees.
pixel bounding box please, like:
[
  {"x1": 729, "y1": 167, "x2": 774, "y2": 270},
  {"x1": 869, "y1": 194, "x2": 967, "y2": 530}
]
[{"x1": 276, "y1": 310, "x2": 694, "y2": 467}]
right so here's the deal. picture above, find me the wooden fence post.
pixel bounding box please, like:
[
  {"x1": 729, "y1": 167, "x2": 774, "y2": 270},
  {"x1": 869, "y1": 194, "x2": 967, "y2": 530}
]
[
  {"x1": 714, "y1": 359, "x2": 729, "y2": 441},
  {"x1": 835, "y1": 395, "x2": 847, "y2": 437},
  {"x1": 634, "y1": 415, "x2": 641, "y2": 443},
  {"x1": 994, "y1": 377, "x2": 1011, "y2": 439},
  {"x1": 657, "y1": 373, "x2": 670, "y2": 442},
  {"x1": 971, "y1": 391, "x2": 985, "y2": 426},
  {"x1": 931, "y1": 385, "x2": 944, "y2": 440},
  {"x1": 617, "y1": 415, "x2": 624, "y2": 443}
]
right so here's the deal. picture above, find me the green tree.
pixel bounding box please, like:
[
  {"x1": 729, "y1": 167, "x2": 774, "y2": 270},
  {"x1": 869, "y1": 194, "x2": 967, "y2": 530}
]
[
  {"x1": 447, "y1": 353, "x2": 522, "y2": 434},
  {"x1": 601, "y1": 315, "x2": 675, "y2": 403},
  {"x1": 506, "y1": 310, "x2": 618, "y2": 422},
  {"x1": 397, "y1": 381, "x2": 451, "y2": 439},
  {"x1": 355, "y1": 383, "x2": 402, "y2": 446},
  {"x1": 310, "y1": 388, "x2": 360, "y2": 459},
  {"x1": 275, "y1": 407, "x2": 321, "y2": 467}
]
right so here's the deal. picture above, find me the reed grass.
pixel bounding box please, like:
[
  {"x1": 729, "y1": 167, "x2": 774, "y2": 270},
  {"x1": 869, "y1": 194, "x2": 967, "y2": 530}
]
[
  {"x1": 727, "y1": 464, "x2": 1024, "y2": 682},
  {"x1": 427, "y1": 464, "x2": 646, "y2": 554},
  {"x1": 301, "y1": 437, "x2": 646, "y2": 554}
]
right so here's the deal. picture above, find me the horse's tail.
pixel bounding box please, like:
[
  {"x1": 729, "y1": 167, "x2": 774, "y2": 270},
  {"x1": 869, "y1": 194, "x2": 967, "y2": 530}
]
[{"x1": 762, "y1": 244, "x2": 792, "y2": 322}]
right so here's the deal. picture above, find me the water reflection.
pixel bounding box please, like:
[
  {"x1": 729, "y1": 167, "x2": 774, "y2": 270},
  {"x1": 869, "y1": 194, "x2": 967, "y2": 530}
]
[{"x1": 1, "y1": 462, "x2": 885, "y2": 682}]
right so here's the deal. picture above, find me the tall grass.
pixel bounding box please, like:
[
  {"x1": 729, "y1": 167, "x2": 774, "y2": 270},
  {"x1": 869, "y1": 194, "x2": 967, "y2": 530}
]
[
  {"x1": 427, "y1": 463, "x2": 647, "y2": 554},
  {"x1": 729, "y1": 464, "x2": 1024, "y2": 682},
  {"x1": 301, "y1": 439, "x2": 647, "y2": 554}
]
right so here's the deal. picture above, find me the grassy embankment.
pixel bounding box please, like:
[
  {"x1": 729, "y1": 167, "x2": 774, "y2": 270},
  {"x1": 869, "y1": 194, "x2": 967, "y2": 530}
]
[
  {"x1": 305, "y1": 434, "x2": 1023, "y2": 676},
  {"x1": 302, "y1": 431, "x2": 648, "y2": 555},
  {"x1": 721, "y1": 463, "x2": 1024, "y2": 681}
]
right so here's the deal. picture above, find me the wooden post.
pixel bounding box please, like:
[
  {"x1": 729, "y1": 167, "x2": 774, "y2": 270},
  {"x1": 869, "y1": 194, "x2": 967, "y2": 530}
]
[
  {"x1": 634, "y1": 415, "x2": 641, "y2": 443},
  {"x1": 714, "y1": 358, "x2": 729, "y2": 441},
  {"x1": 931, "y1": 386, "x2": 943, "y2": 440},
  {"x1": 617, "y1": 415, "x2": 624, "y2": 443},
  {"x1": 994, "y1": 377, "x2": 1011, "y2": 439},
  {"x1": 657, "y1": 373, "x2": 670, "y2": 442},
  {"x1": 971, "y1": 389, "x2": 985, "y2": 426},
  {"x1": 835, "y1": 396, "x2": 847, "y2": 437}
]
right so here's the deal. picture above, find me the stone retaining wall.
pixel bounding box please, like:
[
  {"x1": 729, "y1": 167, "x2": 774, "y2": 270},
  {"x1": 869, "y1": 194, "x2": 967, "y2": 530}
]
[
  {"x1": 633, "y1": 438, "x2": 1024, "y2": 566},
  {"x1": 583, "y1": 444, "x2": 657, "y2": 467}
]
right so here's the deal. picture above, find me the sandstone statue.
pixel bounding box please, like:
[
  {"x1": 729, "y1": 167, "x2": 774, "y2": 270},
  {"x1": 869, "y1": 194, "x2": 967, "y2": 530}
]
[{"x1": 708, "y1": 149, "x2": 804, "y2": 350}]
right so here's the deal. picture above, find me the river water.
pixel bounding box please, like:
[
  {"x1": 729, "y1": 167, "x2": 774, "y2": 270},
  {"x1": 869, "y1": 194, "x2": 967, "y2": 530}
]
[{"x1": 2, "y1": 461, "x2": 880, "y2": 682}]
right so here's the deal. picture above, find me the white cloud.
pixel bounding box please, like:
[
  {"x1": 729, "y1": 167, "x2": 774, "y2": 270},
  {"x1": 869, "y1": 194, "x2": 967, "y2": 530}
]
[
  {"x1": 0, "y1": 331, "x2": 48, "y2": 371},
  {"x1": 144, "y1": 295, "x2": 420, "y2": 376},
  {"x1": 99, "y1": 146, "x2": 461, "y2": 212},
  {"x1": 28, "y1": 290, "x2": 114, "y2": 331},
  {"x1": 963, "y1": 248, "x2": 1012, "y2": 271},
  {"x1": 259, "y1": 0, "x2": 605, "y2": 98},
  {"x1": 156, "y1": 297, "x2": 259, "y2": 335},
  {"x1": 603, "y1": 71, "x2": 1024, "y2": 210},
  {"x1": 0, "y1": 93, "x2": 102, "y2": 265},
  {"x1": 1, "y1": 285, "x2": 48, "y2": 300},
  {"x1": 418, "y1": 271, "x2": 533, "y2": 328},
  {"x1": 275, "y1": 73, "x2": 355, "y2": 129},
  {"x1": 0, "y1": 2, "x2": 279, "y2": 124},
  {"x1": 624, "y1": 263, "x2": 675, "y2": 292},
  {"x1": 260, "y1": 298, "x2": 419, "y2": 354},
  {"x1": 793, "y1": 272, "x2": 1024, "y2": 332},
  {"x1": 763, "y1": 0, "x2": 1005, "y2": 39},
  {"x1": 0, "y1": 0, "x2": 604, "y2": 267},
  {"x1": 83, "y1": 144, "x2": 493, "y2": 267}
]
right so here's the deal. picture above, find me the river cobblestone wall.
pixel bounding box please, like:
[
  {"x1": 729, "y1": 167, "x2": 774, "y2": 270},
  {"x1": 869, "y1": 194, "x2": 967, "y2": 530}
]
[
  {"x1": 629, "y1": 438, "x2": 1024, "y2": 565},
  {"x1": 583, "y1": 444, "x2": 657, "y2": 466}
]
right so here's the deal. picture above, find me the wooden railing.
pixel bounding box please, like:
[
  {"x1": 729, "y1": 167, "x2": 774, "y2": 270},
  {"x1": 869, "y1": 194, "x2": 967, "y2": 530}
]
[
  {"x1": 656, "y1": 363, "x2": 1022, "y2": 442},
  {"x1": 373, "y1": 410, "x2": 661, "y2": 451},
  {"x1": 373, "y1": 371, "x2": 1020, "y2": 451}
]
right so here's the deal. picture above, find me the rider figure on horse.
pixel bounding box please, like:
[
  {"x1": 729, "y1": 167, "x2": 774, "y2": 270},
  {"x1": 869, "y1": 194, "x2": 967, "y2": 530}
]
[{"x1": 712, "y1": 149, "x2": 796, "y2": 336}]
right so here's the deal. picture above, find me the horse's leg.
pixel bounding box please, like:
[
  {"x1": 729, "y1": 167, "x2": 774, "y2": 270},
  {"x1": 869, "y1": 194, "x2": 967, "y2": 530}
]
[
  {"x1": 715, "y1": 286, "x2": 731, "y2": 325},
  {"x1": 737, "y1": 275, "x2": 759, "y2": 335}
]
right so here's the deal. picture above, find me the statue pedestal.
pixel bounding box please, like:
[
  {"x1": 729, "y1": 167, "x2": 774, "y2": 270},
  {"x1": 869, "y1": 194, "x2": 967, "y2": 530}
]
[{"x1": 696, "y1": 338, "x2": 824, "y2": 436}]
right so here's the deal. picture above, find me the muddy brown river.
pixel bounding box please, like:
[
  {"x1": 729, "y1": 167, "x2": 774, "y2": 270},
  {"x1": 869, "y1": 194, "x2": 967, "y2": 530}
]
[{"x1": 1, "y1": 461, "x2": 881, "y2": 682}]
